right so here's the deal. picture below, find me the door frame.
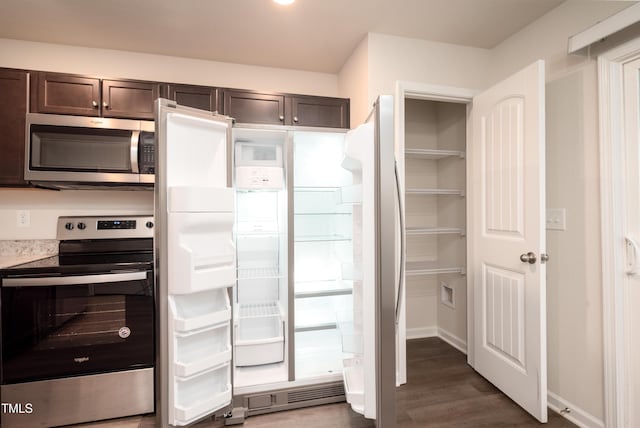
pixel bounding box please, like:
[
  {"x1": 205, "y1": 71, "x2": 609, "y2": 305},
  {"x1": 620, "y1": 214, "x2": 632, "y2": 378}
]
[
  {"x1": 597, "y1": 36, "x2": 640, "y2": 428},
  {"x1": 394, "y1": 81, "x2": 476, "y2": 372}
]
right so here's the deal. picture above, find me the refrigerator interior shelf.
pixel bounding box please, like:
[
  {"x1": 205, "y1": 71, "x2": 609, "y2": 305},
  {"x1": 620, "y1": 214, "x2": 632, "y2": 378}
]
[
  {"x1": 406, "y1": 188, "x2": 465, "y2": 196},
  {"x1": 238, "y1": 302, "x2": 281, "y2": 319},
  {"x1": 237, "y1": 267, "x2": 283, "y2": 280},
  {"x1": 236, "y1": 231, "x2": 285, "y2": 237},
  {"x1": 406, "y1": 261, "x2": 466, "y2": 276},
  {"x1": 405, "y1": 227, "x2": 466, "y2": 236},
  {"x1": 294, "y1": 212, "x2": 352, "y2": 216},
  {"x1": 294, "y1": 235, "x2": 352, "y2": 242},
  {"x1": 295, "y1": 288, "x2": 353, "y2": 299},
  {"x1": 405, "y1": 148, "x2": 465, "y2": 159},
  {"x1": 294, "y1": 322, "x2": 337, "y2": 333}
]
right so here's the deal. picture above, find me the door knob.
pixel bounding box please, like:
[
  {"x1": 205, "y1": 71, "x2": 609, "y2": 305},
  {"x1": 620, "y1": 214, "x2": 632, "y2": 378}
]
[{"x1": 520, "y1": 252, "x2": 537, "y2": 264}]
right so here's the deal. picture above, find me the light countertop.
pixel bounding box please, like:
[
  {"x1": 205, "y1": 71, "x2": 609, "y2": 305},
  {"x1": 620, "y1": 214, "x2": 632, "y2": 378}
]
[{"x1": 0, "y1": 254, "x2": 52, "y2": 269}]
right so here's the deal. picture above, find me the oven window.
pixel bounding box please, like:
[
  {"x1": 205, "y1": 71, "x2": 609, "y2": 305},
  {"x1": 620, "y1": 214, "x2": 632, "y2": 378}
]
[
  {"x1": 30, "y1": 125, "x2": 132, "y2": 173},
  {"x1": 1, "y1": 272, "x2": 154, "y2": 384}
]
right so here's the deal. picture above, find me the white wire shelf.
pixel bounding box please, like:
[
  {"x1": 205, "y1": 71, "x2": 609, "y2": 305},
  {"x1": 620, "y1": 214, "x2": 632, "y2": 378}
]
[
  {"x1": 405, "y1": 148, "x2": 465, "y2": 159},
  {"x1": 237, "y1": 267, "x2": 284, "y2": 280},
  {"x1": 406, "y1": 261, "x2": 466, "y2": 276},
  {"x1": 406, "y1": 227, "x2": 465, "y2": 236},
  {"x1": 238, "y1": 302, "x2": 282, "y2": 319}
]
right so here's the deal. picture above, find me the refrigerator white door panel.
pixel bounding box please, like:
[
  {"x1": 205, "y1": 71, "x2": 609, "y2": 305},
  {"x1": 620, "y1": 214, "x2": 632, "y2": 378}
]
[
  {"x1": 341, "y1": 121, "x2": 377, "y2": 419},
  {"x1": 156, "y1": 99, "x2": 235, "y2": 427},
  {"x1": 166, "y1": 112, "x2": 228, "y2": 188},
  {"x1": 168, "y1": 211, "x2": 236, "y2": 295}
]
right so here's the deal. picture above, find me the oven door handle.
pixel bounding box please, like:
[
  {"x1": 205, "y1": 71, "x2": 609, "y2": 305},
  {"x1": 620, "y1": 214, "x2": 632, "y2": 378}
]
[{"x1": 2, "y1": 271, "x2": 148, "y2": 287}]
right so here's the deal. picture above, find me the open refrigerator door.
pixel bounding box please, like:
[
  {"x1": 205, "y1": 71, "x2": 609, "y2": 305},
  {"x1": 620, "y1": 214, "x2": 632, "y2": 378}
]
[{"x1": 155, "y1": 99, "x2": 235, "y2": 427}]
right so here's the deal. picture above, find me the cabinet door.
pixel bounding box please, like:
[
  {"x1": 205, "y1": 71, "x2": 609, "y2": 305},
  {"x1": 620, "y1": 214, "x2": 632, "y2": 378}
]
[
  {"x1": 102, "y1": 79, "x2": 160, "y2": 120},
  {"x1": 31, "y1": 72, "x2": 100, "y2": 116},
  {"x1": 289, "y1": 96, "x2": 349, "y2": 128},
  {"x1": 222, "y1": 90, "x2": 285, "y2": 125},
  {"x1": 0, "y1": 69, "x2": 28, "y2": 186},
  {"x1": 168, "y1": 84, "x2": 219, "y2": 112}
]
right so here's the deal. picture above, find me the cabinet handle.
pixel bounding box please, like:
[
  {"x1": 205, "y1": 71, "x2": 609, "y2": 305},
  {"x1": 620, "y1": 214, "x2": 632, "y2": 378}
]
[
  {"x1": 92, "y1": 100, "x2": 98, "y2": 108},
  {"x1": 279, "y1": 115, "x2": 284, "y2": 121},
  {"x1": 103, "y1": 101, "x2": 109, "y2": 109},
  {"x1": 293, "y1": 116, "x2": 299, "y2": 123}
]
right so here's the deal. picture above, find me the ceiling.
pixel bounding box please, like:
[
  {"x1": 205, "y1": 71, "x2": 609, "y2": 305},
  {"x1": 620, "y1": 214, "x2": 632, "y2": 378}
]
[{"x1": 0, "y1": 0, "x2": 566, "y2": 74}]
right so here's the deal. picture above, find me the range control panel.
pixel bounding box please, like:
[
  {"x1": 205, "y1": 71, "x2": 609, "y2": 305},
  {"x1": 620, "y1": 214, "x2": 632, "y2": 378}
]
[{"x1": 57, "y1": 216, "x2": 154, "y2": 240}]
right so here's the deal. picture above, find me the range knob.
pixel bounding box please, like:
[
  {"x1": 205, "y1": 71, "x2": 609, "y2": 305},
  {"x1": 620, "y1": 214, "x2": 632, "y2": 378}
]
[
  {"x1": 77, "y1": 222, "x2": 86, "y2": 230},
  {"x1": 146, "y1": 221, "x2": 154, "y2": 229},
  {"x1": 65, "y1": 222, "x2": 74, "y2": 231}
]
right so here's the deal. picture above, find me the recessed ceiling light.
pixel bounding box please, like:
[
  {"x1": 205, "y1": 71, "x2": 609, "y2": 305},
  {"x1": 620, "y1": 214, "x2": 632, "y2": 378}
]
[{"x1": 273, "y1": 0, "x2": 295, "y2": 5}]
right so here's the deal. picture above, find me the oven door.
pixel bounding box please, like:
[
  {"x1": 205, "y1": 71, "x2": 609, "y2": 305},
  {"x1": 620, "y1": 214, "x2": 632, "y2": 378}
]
[{"x1": 1, "y1": 270, "x2": 154, "y2": 385}]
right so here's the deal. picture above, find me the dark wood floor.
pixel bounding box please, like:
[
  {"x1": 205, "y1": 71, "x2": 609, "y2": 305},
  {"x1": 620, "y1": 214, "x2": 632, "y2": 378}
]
[{"x1": 70, "y1": 338, "x2": 576, "y2": 427}]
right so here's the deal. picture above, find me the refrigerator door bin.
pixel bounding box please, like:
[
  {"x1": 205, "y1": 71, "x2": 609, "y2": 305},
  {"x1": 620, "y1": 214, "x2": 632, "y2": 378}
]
[
  {"x1": 174, "y1": 323, "x2": 232, "y2": 377},
  {"x1": 342, "y1": 357, "x2": 365, "y2": 415},
  {"x1": 172, "y1": 363, "x2": 232, "y2": 425},
  {"x1": 170, "y1": 289, "x2": 231, "y2": 332},
  {"x1": 168, "y1": 211, "x2": 236, "y2": 295}
]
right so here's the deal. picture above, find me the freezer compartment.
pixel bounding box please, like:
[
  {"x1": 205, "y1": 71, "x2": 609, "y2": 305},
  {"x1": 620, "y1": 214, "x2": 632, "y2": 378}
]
[
  {"x1": 235, "y1": 302, "x2": 285, "y2": 366},
  {"x1": 170, "y1": 289, "x2": 231, "y2": 332},
  {"x1": 168, "y1": 211, "x2": 236, "y2": 295},
  {"x1": 174, "y1": 322, "x2": 232, "y2": 377},
  {"x1": 172, "y1": 363, "x2": 232, "y2": 426}
]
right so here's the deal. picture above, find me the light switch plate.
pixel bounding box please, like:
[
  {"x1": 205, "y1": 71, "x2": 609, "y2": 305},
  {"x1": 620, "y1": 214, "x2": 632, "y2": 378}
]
[{"x1": 546, "y1": 208, "x2": 566, "y2": 230}]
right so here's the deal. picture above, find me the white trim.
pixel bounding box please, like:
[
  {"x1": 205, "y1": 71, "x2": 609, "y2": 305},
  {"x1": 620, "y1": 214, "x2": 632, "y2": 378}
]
[
  {"x1": 406, "y1": 326, "x2": 438, "y2": 340},
  {"x1": 597, "y1": 42, "x2": 640, "y2": 428},
  {"x1": 437, "y1": 328, "x2": 467, "y2": 354},
  {"x1": 547, "y1": 391, "x2": 605, "y2": 428},
  {"x1": 568, "y1": 3, "x2": 640, "y2": 54}
]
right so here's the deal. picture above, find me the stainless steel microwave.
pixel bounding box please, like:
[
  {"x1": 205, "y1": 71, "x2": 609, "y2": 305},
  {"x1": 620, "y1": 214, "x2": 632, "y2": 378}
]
[{"x1": 25, "y1": 113, "x2": 155, "y2": 188}]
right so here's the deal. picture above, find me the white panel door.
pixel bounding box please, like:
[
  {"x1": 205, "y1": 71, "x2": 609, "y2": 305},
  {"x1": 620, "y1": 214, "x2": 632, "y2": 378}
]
[{"x1": 469, "y1": 60, "x2": 547, "y2": 422}]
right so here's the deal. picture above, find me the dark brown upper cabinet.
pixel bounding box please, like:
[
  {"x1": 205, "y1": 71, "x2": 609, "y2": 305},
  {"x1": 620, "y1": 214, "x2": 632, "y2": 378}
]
[
  {"x1": 223, "y1": 90, "x2": 285, "y2": 125},
  {"x1": 289, "y1": 96, "x2": 349, "y2": 128},
  {"x1": 167, "y1": 84, "x2": 219, "y2": 112},
  {"x1": 0, "y1": 69, "x2": 29, "y2": 186},
  {"x1": 102, "y1": 79, "x2": 159, "y2": 120},
  {"x1": 222, "y1": 89, "x2": 349, "y2": 128},
  {"x1": 31, "y1": 72, "x2": 101, "y2": 116},
  {"x1": 31, "y1": 72, "x2": 161, "y2": 120}
]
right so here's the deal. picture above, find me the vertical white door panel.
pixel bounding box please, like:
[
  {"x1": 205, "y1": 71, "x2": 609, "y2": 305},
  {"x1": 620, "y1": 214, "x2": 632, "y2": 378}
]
[
  {"x1": 157, "y1": 101, "x2": 234, "y2": 427},
  {"x1": 469, "y1": 60, "x2": 547, "y2": 422},
  {"x1": 622, "y1": 58, "x2": 640, "y2": 428}
]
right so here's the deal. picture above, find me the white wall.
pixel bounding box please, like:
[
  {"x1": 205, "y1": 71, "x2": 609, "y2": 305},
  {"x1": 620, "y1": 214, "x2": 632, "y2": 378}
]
[
  {"x1": 366, "y1": 33, "x2": 492, "y2": 104},
  {"x1": 488, "y1": 0, "x2": 631, "y2": 423},
  {"x1": 338, "y1": 36, "x2": 370, "y2": 126},
  {"x1": 0, "y1": 38, "x2": 339, "y2": 96}
]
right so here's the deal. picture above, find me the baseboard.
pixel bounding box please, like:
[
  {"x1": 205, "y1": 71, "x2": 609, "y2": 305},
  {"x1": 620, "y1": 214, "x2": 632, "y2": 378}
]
[
  {"x1": 406, "y1": 326, "x2": 437, "y2": 340},
  {"x1": 437, "y1": 328, "x2": 467, "y2": 354},
  {"x1": 406, "y1": 327, "x2": 468, "y2": 355},
  {"x1": 547, "y1": 391, "x2": 604, "y2": 428}
]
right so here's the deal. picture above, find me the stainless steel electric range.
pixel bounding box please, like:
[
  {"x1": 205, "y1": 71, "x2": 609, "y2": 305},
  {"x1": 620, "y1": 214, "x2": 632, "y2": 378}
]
[{"x1": 0, "y1": 215, "x2": 155, "y2": 428}]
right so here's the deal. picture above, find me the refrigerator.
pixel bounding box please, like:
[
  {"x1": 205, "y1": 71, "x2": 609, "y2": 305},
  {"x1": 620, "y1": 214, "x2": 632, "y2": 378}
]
[{"x1": 155, "y1": 95, "x2": 400, "y2": 427}]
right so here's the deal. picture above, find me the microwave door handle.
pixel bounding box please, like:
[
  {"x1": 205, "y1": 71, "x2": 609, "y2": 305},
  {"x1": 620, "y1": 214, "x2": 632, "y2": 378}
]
[
  {"x1": 131, "y1": 130, "x2": 140, "y2": 174},
  {"x1": 2, "y1": 271, "x2": 147, "y2": 287}
]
